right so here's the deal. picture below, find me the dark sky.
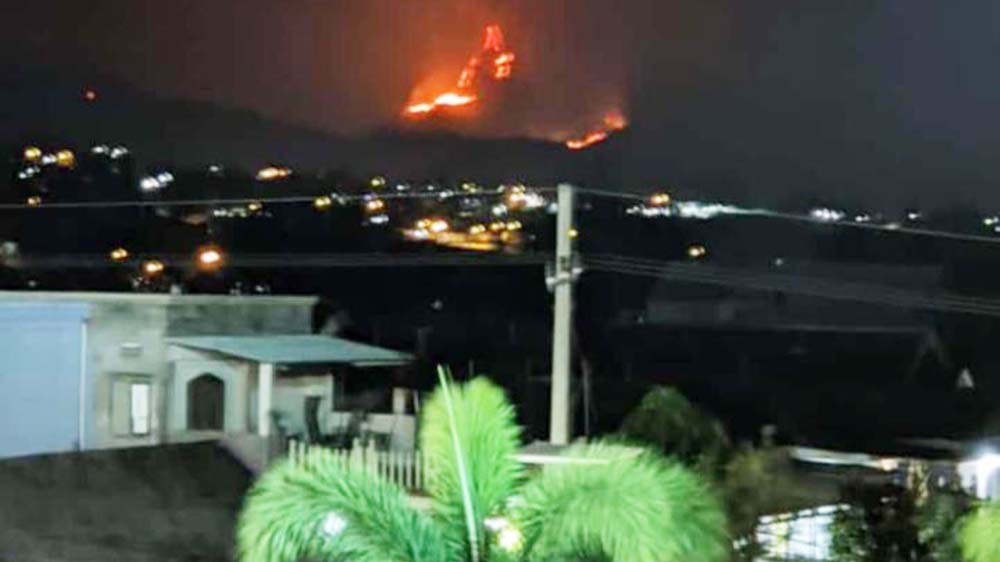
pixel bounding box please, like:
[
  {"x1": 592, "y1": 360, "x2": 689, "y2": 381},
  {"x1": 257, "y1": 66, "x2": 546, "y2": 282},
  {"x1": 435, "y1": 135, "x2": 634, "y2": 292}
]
[{"x1": 2, "y1": 0, "x2": 999, "y2": 209}]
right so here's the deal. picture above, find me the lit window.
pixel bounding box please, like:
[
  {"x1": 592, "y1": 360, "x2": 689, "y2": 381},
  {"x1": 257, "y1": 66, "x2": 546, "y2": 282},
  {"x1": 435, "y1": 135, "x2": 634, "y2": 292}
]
[
  {"x1": 131, "y1": 383, "x2": 151, "y2": 435},
  {"x1": 112, "y1": 376, "x2": 152, "y2": 436}
]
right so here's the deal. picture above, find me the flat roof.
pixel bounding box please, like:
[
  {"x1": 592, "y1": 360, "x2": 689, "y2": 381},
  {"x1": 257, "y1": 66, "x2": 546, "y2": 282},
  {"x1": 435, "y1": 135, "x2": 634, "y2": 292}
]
[
  {"x1": 0, "y1": 291, "x2": 317, "y2": 307},
  {"x1": 169, "y1": 335, "x2": 413, "y2": 367}
]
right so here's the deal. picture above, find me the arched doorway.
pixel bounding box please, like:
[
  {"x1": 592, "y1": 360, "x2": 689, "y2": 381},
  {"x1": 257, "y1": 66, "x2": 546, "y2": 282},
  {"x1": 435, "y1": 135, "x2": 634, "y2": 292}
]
[{"x1": 187, "y1": 374, "x2": 225, "y2": 431}]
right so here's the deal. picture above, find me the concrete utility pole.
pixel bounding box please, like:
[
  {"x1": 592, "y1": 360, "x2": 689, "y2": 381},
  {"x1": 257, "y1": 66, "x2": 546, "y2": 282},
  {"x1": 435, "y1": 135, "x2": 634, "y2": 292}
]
[{"x1": 549, "y1": 183, "x2": 575, "y2": 444}]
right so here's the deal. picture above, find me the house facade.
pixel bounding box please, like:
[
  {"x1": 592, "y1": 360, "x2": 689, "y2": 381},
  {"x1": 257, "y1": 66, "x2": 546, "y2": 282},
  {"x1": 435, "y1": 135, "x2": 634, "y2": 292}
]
[{"x1": 0, "y1": 292, "x2": 414, "y2": 460}]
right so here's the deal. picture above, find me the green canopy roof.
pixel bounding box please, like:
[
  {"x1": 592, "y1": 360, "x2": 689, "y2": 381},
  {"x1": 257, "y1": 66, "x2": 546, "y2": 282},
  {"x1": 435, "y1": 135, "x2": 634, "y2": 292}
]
[{"x1": 169, "y1": 335, "x2": 413, "y2": 367}]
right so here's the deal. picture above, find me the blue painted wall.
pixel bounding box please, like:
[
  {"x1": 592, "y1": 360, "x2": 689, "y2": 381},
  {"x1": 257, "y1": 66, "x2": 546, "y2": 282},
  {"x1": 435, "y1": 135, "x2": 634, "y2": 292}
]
[{"x1": 0, "y1": 303, "x2": 89, "y2": 458}]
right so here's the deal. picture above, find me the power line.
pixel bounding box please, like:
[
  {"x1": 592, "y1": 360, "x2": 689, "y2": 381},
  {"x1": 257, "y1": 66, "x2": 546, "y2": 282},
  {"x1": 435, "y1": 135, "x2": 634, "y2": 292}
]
[
  {"x1": 585, "y1": 253, "x2": 1000, "y2": 318},
  {"x1": 0, "y1": 188, "x2": 550, "y2": 211},
  {"x1": 8, "y1": 252, "x2": 552, "y2": 269},
  {"x1": 574, "y1": 187, "x2": 1000, "y2": 246}
]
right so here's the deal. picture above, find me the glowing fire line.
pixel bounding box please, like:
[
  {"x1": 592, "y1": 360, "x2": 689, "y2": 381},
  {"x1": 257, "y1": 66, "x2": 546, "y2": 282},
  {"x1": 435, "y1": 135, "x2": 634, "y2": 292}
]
[
  {"x1": 403, "y1": 24, "x2": 514, "y2": 117},
  {"x1": 565, "y1": 111, "x2": 628, "y2": 150}
]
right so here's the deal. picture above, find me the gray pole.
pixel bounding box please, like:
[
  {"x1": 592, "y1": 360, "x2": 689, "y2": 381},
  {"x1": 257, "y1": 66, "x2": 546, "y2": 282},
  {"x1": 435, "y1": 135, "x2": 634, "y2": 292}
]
[{"x1": 549, "y1": 183, "x2": 575, "y2": 444}]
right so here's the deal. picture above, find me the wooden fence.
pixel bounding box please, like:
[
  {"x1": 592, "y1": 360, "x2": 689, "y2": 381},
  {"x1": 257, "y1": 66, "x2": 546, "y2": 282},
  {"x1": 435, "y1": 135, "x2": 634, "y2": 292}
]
[{"x1": 287, "y1": 439, "x2": 425, "y2": 492}]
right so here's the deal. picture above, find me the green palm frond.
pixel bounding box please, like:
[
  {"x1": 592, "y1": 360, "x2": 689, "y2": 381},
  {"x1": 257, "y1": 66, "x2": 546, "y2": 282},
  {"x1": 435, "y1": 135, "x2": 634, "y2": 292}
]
[
  {"x1": 237, "y1": 453, "x2": 449, "y2": 562},
  {"x1": 960, "y1": 501, "x2": 1000, "y2": 562},
  {"x1": 515, "y1": 442, "x2": 730, "y2": 562},
  {"x1": 420, "y1": 371, "x2": 524, "y2": 560}
]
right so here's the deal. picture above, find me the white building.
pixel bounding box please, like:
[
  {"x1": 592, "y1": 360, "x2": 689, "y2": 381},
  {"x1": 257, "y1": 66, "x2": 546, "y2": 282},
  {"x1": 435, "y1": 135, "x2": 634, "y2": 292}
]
[{"x1": 0, "y1": 292, "x2": 414, "y2": 460}]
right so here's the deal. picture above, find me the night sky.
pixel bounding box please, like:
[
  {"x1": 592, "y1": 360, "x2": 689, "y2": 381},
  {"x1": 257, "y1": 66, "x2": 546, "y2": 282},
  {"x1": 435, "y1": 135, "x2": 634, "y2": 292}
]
[{"x1": 2, "y1": 0, "x2": 999, "y2": 210}]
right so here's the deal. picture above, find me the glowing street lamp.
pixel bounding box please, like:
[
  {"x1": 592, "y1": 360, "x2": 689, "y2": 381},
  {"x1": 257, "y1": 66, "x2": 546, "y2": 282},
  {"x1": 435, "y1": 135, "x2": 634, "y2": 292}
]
[
  {"x1": 429, "y1": 219, "x2": 449, "y2": 233},
  {"x1": 26, "y1": 196, "x2": 42, "y2": 207},
  {"x1": 23, "y1": 146, "x2": 42, "y2": 162},
  {"x1": 196, "y1": 245, "x2": 225, "y2": 271},
  {"x1": 687, "y1": 244, "x2": 707, "y2": 259},
  {"x1": 142, "y1": 259, "x2": 165, "y2": 276},
  {"x1": 55, "y1": 149, "x2": 76, "y2": 169},
  {"x1": 313, "y1": 195, "x2": 333, "y2": 210},
  {"x1": 109, "y1": 247, "x2": 129, "y2": 263},
  {"x1": 649, "y1": 192, "x2": 671, "y2": 207}
]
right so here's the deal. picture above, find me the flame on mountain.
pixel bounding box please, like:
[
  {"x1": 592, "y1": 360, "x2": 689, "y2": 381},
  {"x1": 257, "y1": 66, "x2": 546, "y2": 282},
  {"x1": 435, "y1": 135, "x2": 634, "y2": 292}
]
[
  {"x1": 565, "y1": 110, "x2": 628, "y2": 150},
  {"x1": 403, "y1": 24, "x2": 515, "y2": 118}
]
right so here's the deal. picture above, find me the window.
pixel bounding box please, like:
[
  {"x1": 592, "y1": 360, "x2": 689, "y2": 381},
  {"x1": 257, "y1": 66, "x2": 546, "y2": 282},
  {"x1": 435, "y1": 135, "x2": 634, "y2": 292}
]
[
  {"x1": 111, "y1": 376, "x2": 152, "y2": 436},
  {"x1": 130, "y1": 382, "x2": 151, "y2": 434}
]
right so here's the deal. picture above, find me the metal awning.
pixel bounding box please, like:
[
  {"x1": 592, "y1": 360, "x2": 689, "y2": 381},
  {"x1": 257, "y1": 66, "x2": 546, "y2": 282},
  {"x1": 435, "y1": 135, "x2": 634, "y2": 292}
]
[{"x1": 168, "y1": 335, "x2": 413, "y2": 367}]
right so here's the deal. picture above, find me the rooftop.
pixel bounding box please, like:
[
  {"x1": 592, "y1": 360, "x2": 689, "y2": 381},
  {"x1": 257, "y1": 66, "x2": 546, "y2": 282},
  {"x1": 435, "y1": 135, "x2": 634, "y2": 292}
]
[
  {"x1": 0, "y1": 291, "x2": 317, "y2": 307},
  {"x1": 169, "y1": 334, "x2": 413, "y2": 366}
]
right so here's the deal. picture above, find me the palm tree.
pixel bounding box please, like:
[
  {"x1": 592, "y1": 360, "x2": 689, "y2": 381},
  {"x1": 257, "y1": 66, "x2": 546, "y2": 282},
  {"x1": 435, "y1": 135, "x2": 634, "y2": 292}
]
[
  {"x1": 960, "y1": 501, "x2": 1000, "y2": 562},
  {"x1": 237, "y1": 369, "x2": 730, "y2": 562}
]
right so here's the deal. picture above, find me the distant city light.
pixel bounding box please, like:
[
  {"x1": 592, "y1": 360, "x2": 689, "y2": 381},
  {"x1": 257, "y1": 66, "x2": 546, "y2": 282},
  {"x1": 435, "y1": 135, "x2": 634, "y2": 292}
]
[
  {"x1": 55, "y1": 149, "x2": 76, "y2": 169},
  {"x1": 17, "y1": 166, "x2": 40, "y2": 180},
  {"x1": 492, "y1": 204, "x2": 508, "y2": 216},
  {"x1": 505, "y1": 220, "x2": 522, "y2": 231},
  {"x1": 196, "y1": 246, "x2": 224, "y2": 270},
  {"x1": 469, "y1": 224, "x2": 487, "y2": 235},
  {"x1": 364, "y1": 198, "x2": 386, "y2": 213},
  {"x1": 907, "y1": 211, "x2": 922, "y2": 221},
  {"x1": 109, "y1": 145, "x2": 129, "y2": 159},
  {"x1": 142, "y1": 259, "x2": 165, "y2": 276},
  {"x1": 395, "y1": 183, "x2": 410, "y2": 192},
  {"x1": 256, "y1": 166, "x2": 292, "y2": 181},
  {"x1": 687, "y1": 244, "x2": 708, "y2": 259},
  {"x1": 109, "y1": 247, "x2": 129, "y2": 262},
  {"x1": 675, "y1": 201, "x2": 748, "y2": 220},
  {"x1": 247, "y1": 201, "x2": 263, "y2": 213},
  {"x1": 139, "y1": 176, "x2": 164, "y2": 192},
  {"x1": 984, "y1": 217, "x2": 998, "y2": 227},
  {"x1": 854, "y1": 214, "x2": 872, "y2": 223},
  {"x1": 626, "y1": 204, "x2": 672, "y2": 217},
  {"x1": 809, "y1": 208, "x2": 845, "y2": 222},
  {"x1": 507, "y1": 187, "x2": 546, "y2": 210},
  {"x1": 368, "y1": 214, "x2": 389, "y2": 225},
  {"x1": 40, "y1": 153, "x2": 57, "y2": 166},
  {"x1": 313, "y1": 195, "x2": 333, "y2": 210},
  {"x1": 91, "y1": 144, "x2": 110, "y2": 155},
  {"x1": 369, "y1": 176, "x2": 387, "y2": 189},
  {"x1": 208, "y1": 164, "x2": 224, "y2": 175},
  {"x1": 26, "y1": 196, "x2": 42, "y2": 207},
  {"x1": 489, "y1": 221, "x2": 506, "y2": 232},
  {"x1": 23, "y1": 146, "x2": 42, "y2": 162},
  {"x1": 568, "y1": 228, "x2": 579, "y2": 239},
  {"x1": 429, "y1": 219, "x2": 450, "y2": 233},
  {"x1": 155, "y1": 172, "x2": 174, "y2": 184},
  {"x1": 83, "y1": 88, "x2": 98, "y2": 102},
  {"x1": 649, "y1": 192, "x2": 671, "y2": 207}
]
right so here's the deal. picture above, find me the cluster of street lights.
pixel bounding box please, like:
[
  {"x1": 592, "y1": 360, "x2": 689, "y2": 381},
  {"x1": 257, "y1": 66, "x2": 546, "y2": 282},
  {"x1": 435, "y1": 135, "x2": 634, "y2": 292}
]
[
  {"x1": 139, "y1": 171, "x2": 176, "y2": 192},
  {"x1": 109, "y1": 245, "x2": 226, "y2": 280}
]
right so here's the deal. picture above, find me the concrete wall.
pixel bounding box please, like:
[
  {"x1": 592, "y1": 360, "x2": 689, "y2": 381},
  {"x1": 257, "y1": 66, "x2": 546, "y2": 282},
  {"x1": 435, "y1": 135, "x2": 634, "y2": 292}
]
[
  {"x1": 0, "y1": 292, "x2": 317, "y2": 454},
  {"x1": 166, "y1": 345, "x2": 252, "y2": 435},
  {"x1": 0, "y1": 303, "x2": 89, "y2": 458},
  {"x1": 272, "y1": 374, "x2": 334, "y2": 437}
]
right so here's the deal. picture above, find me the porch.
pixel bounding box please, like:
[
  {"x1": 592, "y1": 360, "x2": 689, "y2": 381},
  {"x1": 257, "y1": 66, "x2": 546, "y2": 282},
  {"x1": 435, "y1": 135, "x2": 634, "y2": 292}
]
[{"x1": 166, "y1": 334, "x2": 415, "y2": 455}]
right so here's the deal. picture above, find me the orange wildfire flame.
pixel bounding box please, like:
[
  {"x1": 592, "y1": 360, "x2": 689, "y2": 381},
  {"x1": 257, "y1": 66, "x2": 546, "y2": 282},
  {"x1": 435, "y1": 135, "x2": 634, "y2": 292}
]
[
  {"x1": 404, "y1": 24, "x2": 515, "y2": 118},
  {"x1": 565, "y1": 110, "x2": 629, "y2": 150}
]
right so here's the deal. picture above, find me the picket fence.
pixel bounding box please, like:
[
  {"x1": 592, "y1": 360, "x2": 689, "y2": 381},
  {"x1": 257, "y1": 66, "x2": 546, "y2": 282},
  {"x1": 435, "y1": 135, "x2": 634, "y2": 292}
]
[{"x1": 287, "y1": 438, "x2": 426, "y2": 492}]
